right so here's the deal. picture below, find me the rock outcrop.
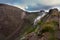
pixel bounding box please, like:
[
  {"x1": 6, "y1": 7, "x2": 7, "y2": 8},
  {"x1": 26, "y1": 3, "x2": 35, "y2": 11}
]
[{"x1": 23, "y1": 8, "x2": 60, "y2": 40}]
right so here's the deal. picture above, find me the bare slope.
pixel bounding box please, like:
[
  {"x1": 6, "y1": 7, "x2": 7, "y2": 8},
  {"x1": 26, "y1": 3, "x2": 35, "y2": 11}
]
[{"x1": 0, "y1": 4, "x2": 27, "y2": 40}]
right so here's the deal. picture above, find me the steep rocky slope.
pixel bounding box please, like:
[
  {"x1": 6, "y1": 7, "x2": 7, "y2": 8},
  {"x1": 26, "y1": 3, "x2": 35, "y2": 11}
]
[
  {"x1": 0, "y1": 4, "x2": 26, "y2": 40},
  {"x1": 23, "y1": 8, "x2": 60, "y2": 40}
]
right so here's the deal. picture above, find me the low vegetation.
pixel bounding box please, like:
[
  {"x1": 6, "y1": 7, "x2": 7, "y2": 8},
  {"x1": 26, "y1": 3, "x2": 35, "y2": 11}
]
[{"x1": 37, "y1": 20, "x2": 59, "y2": 40}]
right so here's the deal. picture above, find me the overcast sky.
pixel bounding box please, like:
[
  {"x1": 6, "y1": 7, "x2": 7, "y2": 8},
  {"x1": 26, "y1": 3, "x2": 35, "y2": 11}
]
[{"x1": 0, "y1": 0, "x2": 60, "y2": 11}]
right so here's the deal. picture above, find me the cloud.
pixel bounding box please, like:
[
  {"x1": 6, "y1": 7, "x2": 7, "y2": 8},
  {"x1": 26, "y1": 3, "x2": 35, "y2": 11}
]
[
  {"x1": 15, "y1": 0, "x2": 60, "y2": 6},
  {"x1": 0, "y1": 0, "x2": 60, "y2": 11},
  {"x1": 40, "y1": 0, "x2": 60, "y2": 6},
  {"x1": 14, "y1": 0, "x2": 60, "y2": 11},
  {"x1": 13, "y1": 5, "x2": 27, "y2": 10},
  {"x1": 25, "y1": 4, "x2": 52, "y2": 11},
  {"x1": 0, "y1": 0, "x2": 16, "y2": 3}
]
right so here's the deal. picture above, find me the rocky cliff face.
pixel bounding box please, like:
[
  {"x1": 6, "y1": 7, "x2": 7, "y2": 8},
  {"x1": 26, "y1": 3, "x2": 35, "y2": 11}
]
[{"x1": 23, "y1": 8, "x2": 60, "y2": 40}]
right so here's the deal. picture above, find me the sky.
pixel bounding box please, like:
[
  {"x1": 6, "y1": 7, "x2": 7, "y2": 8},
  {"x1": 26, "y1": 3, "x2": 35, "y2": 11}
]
[{"x1": 0, "y1": 0, "x2": 60, "y2": 12}]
